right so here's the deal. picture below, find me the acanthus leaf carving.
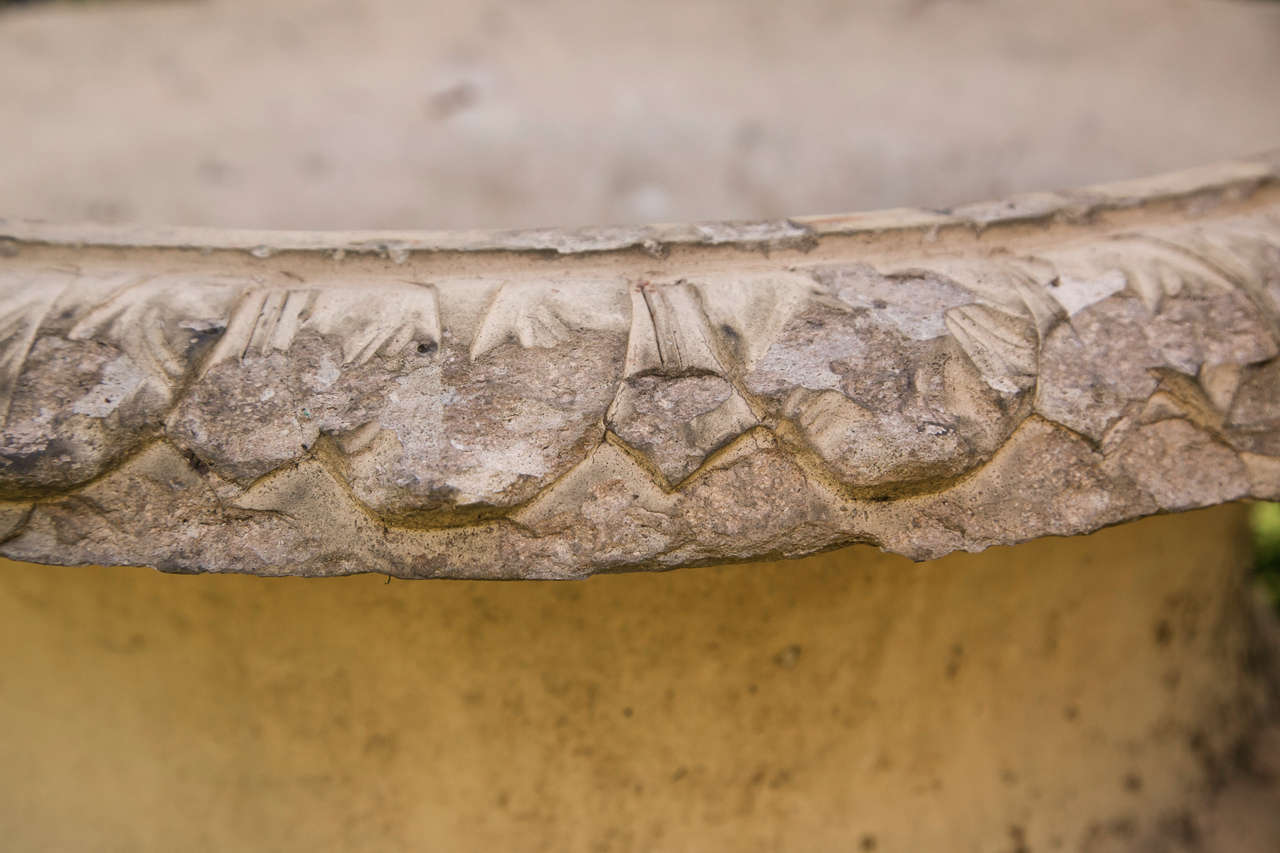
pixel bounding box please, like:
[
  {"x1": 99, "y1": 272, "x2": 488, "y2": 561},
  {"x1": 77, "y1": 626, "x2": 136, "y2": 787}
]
[
  {"x1": 0, "y1": 156, "x2": 1277, "y2": 577},
  {"x1": 0, "y1": 270, "x2": 69, "y2": 427},
  {"x1": 624, "y1": 280, "x2": 724, "y2": 378},
  {"x1": 203, "y1": 282, "x2": 443, "y2": 374},
  {"x1": 469, "y1": 278, "x2": 628, "y2": 360},
  {"x1": 942, "y1": 303, "x2": 1038, "y2": 393}
]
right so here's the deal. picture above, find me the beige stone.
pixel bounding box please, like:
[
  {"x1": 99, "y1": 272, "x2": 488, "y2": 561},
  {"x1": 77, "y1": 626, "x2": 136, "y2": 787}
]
[
  {"x1": 2, "y1": 1, "x2": 1280, "y2": 849},
  {"x1": 2, "y1": 157, "x2": 1278, "y2": 578},
  {"x1": 2, "y1": 0, "x2": 1279, "y2": 579},
  {"x1": 1, "y1": 506, "x2": 1277, "y2": 852}
]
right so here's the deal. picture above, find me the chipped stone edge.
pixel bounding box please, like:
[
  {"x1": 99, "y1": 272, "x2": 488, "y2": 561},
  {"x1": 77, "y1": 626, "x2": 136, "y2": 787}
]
[
  {"x1": 1, "y1": 153, "x2": 1279, "y2": 579},
  {"x1": 2, "y1": 152, "x2": 1276, "y2": 260}
]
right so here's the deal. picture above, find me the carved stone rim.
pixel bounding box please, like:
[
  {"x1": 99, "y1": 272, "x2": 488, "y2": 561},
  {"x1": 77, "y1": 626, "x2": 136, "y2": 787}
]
[
  {"x1": 3, "y1": 155, "x2": 1276, "y2": 259},
  {"x1": 1, "y1": 153, "x2": 1278, "y2": 578}
]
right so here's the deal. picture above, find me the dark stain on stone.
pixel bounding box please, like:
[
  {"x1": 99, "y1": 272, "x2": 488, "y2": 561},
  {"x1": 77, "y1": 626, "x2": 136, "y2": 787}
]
[
  {"x1": 1082, "y1": 816, "x2": 1137, "y2": 848},
  {"x1": 945, "y1": 643, "x2": 964, "y2": 680},
  {"x1": 859, "y1": 834, "x2": 877, "y2": 851},
  {"x1": 1158, "y1": 810, "x2": 1201, "y2": 847},
  {"x1": 1155, "y1": 618, "x2": 1173, "y2": 646},
  {"x1": 2, "y1": 438, "x2": 75, "y2": 483},
  {"x1": 1187, "y1": 728, "x2": 1230, "y2": 793},
  {"x1": 1123, "y1": 772, "x2": 1143, "y2": 793},
  {"x1": 181, "y1": 448, "x2": 210, "y2": 475},
  {"x1": 1008, "y1": 824, "x2": 1029, "y2": 853},
  {"x1": 1230, "y1": 737, "x2": 1276, "y2": 785},
  {"x1": 773, "y1": 644, "x2": 802, "y2": 669},
  {"x1": 1188, "y1": 729, "x2": 1208, "y2": 754},
  {"x1": 1107, "y1": 816, "x2": 1136, "y2": 839},
  {"x1": 362, "y1": 732, "x2": 398, "y2": 761}
]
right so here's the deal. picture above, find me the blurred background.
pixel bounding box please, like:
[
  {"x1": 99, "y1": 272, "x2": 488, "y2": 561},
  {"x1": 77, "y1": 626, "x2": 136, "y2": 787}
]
[{"x1": 0, "y1": 0, "x2": 1278, "y2": 232}]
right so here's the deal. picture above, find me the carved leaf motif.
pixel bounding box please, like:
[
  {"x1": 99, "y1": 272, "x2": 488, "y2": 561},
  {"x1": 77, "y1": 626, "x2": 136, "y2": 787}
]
[
  {"x1": 822, "y1": 264, "x2": 976, "y2": 341},
  {"x1": 890, "y1": 256, "x2": 1066, "y2": 341},
  {"x1": 1044, "y1": 237, "x2": 1230, "y2": 317},
  {"x1": 1174, "y1": 224, "x2": 1280, "y2": 340},
  {"x1": 204, "y1": 282, "x2": 442, "y2": 373},
  {"x1": 611, "y1": 280, "x2": 760, "y2": 480},
  {"x1": 624, "y1": 281, "x2": 723, "y2": 377},
  {"x1": 789, "y1": 389, "x2": 873, "y2": 461},
  {"x1": 469, "y1": 279, "x2": 628, "y2": 360},
  {"x1": 943, "y1": 304, "x2": 1038, "y2": 393},
  {"x1": 1, "y1": 156, "x2": 1278, "y2": 578},
  {"x1": 0, "y1": 271, "x2": 68, "y2": 425},
  {"x1": 907, "y1": 258, "x2": 1043, "y2": 318},
  {"x1": 1039, "y1": 225, "x2": 1280, "y2": 335},
  {"x1": 67, "y1": 275, "x2": 240, "y2": 389},
  {"x1": 1011, "y1": 275, "x2": 1067, "y2": 340},
  {"x1": 690, "y1": 273, "x2": 815, "y2": 370}
]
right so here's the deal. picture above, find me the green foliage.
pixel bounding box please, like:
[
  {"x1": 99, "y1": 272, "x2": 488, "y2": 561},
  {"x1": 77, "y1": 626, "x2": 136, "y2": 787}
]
[{"x1": 1253, "y1": 502, "x2": 1280, "y2": 611}]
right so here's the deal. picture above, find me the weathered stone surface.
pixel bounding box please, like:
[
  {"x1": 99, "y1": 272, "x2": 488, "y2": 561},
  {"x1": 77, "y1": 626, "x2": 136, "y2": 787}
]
[
  {"x1": 5, "y1": 507, "x2": 1277, "y2": 852},
  {"x1": 1, "y1": 156, "x2": 1279, "y2": 577}
]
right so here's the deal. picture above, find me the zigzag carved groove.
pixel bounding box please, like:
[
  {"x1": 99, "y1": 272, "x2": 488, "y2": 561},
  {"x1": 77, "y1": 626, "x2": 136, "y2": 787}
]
[{"x1": 1, "y1": 155, "x2": 1279, "y2": 578}]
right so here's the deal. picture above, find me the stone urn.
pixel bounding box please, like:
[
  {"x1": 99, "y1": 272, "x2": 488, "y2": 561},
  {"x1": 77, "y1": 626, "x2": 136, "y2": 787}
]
[{"x1": 1, "y1": 0, "x2": 1279, "y2": 850}]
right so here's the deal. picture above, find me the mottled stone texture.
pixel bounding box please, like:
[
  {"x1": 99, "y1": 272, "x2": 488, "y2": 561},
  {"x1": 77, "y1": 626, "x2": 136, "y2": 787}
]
[
  {"x1": 1, "y1": 156, "x2": 1279, "y2": 578},
  {"x1": 3, "y1": 508, "x2": 1277, "y2": 852}
]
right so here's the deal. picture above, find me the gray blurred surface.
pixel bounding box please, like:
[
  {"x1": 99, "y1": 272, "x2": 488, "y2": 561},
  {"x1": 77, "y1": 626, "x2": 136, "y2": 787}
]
[{"x1": 0, "y1": 0, "x2": 1278, "y2": 230}]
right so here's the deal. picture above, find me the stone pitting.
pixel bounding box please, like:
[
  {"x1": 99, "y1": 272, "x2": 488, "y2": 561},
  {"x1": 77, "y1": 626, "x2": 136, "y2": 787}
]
[{"x1": 1, "y1": 155, "x2": 1279, "y2": 578}]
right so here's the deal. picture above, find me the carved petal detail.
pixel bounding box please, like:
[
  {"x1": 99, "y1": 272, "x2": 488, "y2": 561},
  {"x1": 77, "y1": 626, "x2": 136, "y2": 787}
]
[{"x1": 1, "y1": 156, "x2": 1279, "y2": 576}]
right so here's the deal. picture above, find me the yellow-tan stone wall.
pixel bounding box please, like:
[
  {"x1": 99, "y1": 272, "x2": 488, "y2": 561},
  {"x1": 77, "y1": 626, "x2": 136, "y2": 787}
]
[{"x1": 0, "y1": 506, "x2": 1265, "y2": 851}]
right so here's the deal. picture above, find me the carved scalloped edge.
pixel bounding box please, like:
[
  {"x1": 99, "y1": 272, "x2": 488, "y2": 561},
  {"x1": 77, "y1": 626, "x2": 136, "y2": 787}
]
[{"x1": 0, "y1": 154, "x2": 1278, "y2": 578}]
